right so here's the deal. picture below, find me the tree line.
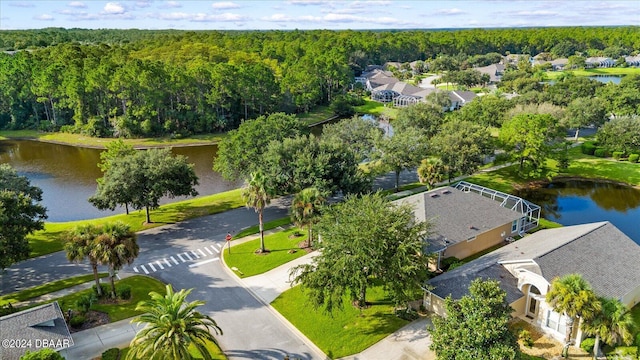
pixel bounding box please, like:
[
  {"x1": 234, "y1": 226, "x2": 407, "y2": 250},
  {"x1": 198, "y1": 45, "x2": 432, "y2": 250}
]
[{"x1": 1, "y1": 26, "x2": 638, "y2": 137}]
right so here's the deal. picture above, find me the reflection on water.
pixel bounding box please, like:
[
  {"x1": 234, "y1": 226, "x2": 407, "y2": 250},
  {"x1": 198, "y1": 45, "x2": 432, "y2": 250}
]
[
  {"x1": 0, "y1": 140, "x2": 243, "y2": 222},
  {"x1": 515, "y1": 179, "x2": 640, "y2": 245}
]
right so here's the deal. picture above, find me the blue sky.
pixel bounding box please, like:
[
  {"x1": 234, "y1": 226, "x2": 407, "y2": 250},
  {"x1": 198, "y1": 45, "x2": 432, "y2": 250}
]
[{"x1": 1, "y1": 1, "x2": 638, "y2": 30}]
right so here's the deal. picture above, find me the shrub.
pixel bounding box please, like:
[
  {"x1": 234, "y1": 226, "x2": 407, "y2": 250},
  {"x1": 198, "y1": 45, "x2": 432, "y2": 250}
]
[
  {"x1": 519, "y1": 329, "x2": 534, "y2": 348},
  {"x1": 594, "y1": 148, "x2": 606, "y2": 157},
  {"x1": 629, "y1": 154, "x2": 639, "y2": 163},
  {"x1": 93, "y1": 283, "x2": 110, "y2": 298},
  {"x1": 581, "y1": 142, "x2": 597, "y2": 155},
  {"x1": 635, "y1": 332, "x2": 640, "y2": 347},
  {"x1": 69, "y1": 315, "x2": 86, "y2": 328},
  {"x1": 116, "y1": 285, "x2": 132, "y2": 300},
  {"x1": 581, "y1": 337, "x2": 596, "y2": 354},
  {"x1": 101, "y1": 348, "x2": 120, "y2": 360},
  {"x1": 19, "y1": 348, "x2": 65, "y2": 360},
  {"x1": 440, "y1": 257, "x2": 460, "y2": 271},
  {"x1": 395, "y1": 307, "x2": 419, "y2": 321},
  {"x1": 76, "y1": 293, "x2": 96, "y2": 314},
  {"x1": 0, "y1": 303, "x2": 18, "y2": 316},
  {"x1": 613, "y1": 151, "x2": 624, "y2": 160}
]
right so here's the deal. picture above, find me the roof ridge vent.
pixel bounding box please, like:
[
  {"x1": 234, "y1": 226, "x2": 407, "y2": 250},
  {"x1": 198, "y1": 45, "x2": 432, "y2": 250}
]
[
  {"x1": 430, "y1": 193, "x2": 439, "y2": 198},
  {"x1": 441, "y1": 189, "x2": 451, "y2": 194}
]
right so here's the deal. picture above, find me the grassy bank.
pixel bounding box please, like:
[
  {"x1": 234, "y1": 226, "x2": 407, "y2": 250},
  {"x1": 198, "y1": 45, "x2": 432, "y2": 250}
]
[
  {"x1": 296, "y1": 105, "x2": 335, "y2": 126},
  {"x1": 354, "y1": 98, "x2": 398, "y2": 119},
  {"x1": 544, "y1": 67, "x2": 640, "y2": 79},
  {"x1": 0, "y1": 273, "x2": 108, "y2": 306},
  {"x1": 28, "y1": 189, "x2": 245, "y2": 257},
  {"x1": 271, "y1": 284, "x2": 409, "y2": 359},
  {"x1": 0, "y1": 130, "x2": 225, "y2": 148}
]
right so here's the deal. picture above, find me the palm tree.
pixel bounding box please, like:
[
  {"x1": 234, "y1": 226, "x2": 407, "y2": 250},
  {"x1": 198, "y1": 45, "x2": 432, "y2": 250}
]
[
  {"x1": 64, "y1": 224, "x2": 104, "y2": 297},
  {"x1": 242, "y1": 171, "x2": 273, "y2": 253},
  {"x1": 546, "y1": 274, "x2": 601, "y2": 358},
  {"x1": 93, "y1": 222, "x2": 139, "y2": 298},
  {"x1": 417, "y1": 158, "x2": 444, "y2": 190},
  {"x1": 290, "y1": 187, "x2": 325, "y2": 248},
  {"x1": 127, "y1": 285, "x2": 222, "y2": 360},
  {"x1": 582, "y1": 297, "x2": 635, "y2": 357}
]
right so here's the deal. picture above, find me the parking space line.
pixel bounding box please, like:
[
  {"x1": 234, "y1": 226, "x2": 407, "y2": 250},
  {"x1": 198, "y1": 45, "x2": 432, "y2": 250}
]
[
  {"x1": 205, "y1": 247, "x2": 213, "y2": 255},
  {"x1": 148, "y1": 263, "x2": 157, "y2": 272},
  {"x1": 163, "y1": 258, "x2": 172, "y2": 267},
  {"x1": 183, "y1": 252, "x2": 193, "y2": 261},
  {"x1": 155, "y1": 260, "x2": 164, "y2": 270},
  {"x1": 140, "y1": 265, "x2": 149, "y2": 274},
  {"x1": 170, "y1": 256, "x2": 179, "y2": 265}
]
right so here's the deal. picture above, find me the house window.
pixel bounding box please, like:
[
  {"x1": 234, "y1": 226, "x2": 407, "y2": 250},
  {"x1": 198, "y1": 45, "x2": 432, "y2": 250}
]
[
  {"x1": 511, "y1": 220, "x2": 518, "y2": 233},
  {"x1": 545, "y1": 310, "x2": 567, "y2": 334}
]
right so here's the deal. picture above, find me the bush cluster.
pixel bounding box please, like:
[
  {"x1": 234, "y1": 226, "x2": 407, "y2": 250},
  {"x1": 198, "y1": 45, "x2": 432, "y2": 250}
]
[
  {"x1": 116, "y1": 285, "x2": 132, "y2": 300},
  {"x1": 581, "y1": 142, "x2": 596, "y2": 155},
  {"x1": 101, "y1": 348, "x2": 121, "y2": 360},
  {"x1": 519, "y1": 329, "x2": 534, "y2": 348},
  {"x1": 594, "y1": 148, "x2": 606, "y2": 157},
  {"x1": 580, "y1": 337, "x2": 595, "y2": 354},
  {"x1": 629, "y1": 154, "x2": 639, "y2": 163},
  {"x1": 69, "y1": 315, "x2": 86, "y2": 328}
]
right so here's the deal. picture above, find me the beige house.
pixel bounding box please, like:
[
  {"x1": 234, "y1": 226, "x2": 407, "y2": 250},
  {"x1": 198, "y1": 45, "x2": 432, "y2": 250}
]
[
  {"x1": 424, "y1": 221, "x2": 640, "y2": 347},
  {"x1": 396, "y1": 181, "x2": 540, "y2": 268}
]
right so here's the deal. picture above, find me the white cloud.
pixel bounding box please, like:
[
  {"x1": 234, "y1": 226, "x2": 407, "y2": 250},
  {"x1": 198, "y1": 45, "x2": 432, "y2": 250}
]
[
  {"x1": 103, "y1": 2, "x2": 126, "y2": 14},
  {"x1": 287, "y1": 0, "x2": 328, "y2": 6},
  {"x1": 160, "y1": 1, "x2": 182, "y2": 9},
  {"x1": 148, "y1": 11, "x2": 248, "y2": 22},
  {"x1": 34, "y1": 14, "x2": 54, "y2": 21},
  {"x1": 67, "y1": 1, "x2": 87, "y2": 8},
  {"x1": 347, "y1": 1, "x2": 391, "y2": 9},
  {"x1": 212, "y1": 2, "x2": 241, "y2": 10},
  {"x1": 434, "y1": 8, "x2": 465, "y2": 16},
  {"x1": 262, "y1": 13, "x2": 294, "y2": 22},
  {"x1": 512, "y1": 10, "x2": 558, "y2": 16},
  {"x1": 263, "y1": 11, "x2": 414, "y2": 26},
  {"x1": 135, "y1": 0, "x2": 152, "y2": 8},
  {"x1": 9, "y1": 2, "x2": 35, "y2": 8}
]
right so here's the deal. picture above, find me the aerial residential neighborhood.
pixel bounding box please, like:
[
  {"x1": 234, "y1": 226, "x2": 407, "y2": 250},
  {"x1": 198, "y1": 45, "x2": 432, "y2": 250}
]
[{"x1": 1, "y1": 1, "x2": 640, "y2": 360}]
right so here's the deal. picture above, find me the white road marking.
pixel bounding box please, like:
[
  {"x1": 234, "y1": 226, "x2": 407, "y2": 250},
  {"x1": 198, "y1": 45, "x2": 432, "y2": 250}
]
[
  {"x1": 216, "y1": 243, "x2": 223, "y2": 249},
  {"x1": 191, "y1": 250, "x2": 200, "y2": 258},
  {"x1": 183, "y1": 252, "x2": 193, "y2": 261},
  {"x1": 148, "y1": 263, "x2": 157, "y2": 272},
  {"x1": 211, "y1": 245, "x2": 220, "y2": 253},
  {"x1": 198, "y1": 249, "x2": 207, "y2": 257},
  {"x1": 163, "y1": 258, "x2": 172, "y2": 267},
  {"x1": 133, "y1": 267, "x2": 139, "y2": 273},
  {"x1": 155, "y1": 260, "x2": 164, "y2": 270},
  {"x1": 188, "y1": 258, "x2": 220, "y2": 268},
  {"x1": 177, "y1": 253, "x2": 186, "y2": 262},
  {"x1": 116, "y1": 274, "x2": 121, "y2": 280},
  {"x1": 205, "y1": 247, "x2": 213, "y2": 255},
  {"x1": 170, "y1": 256, "x2": 179, "y2": 265},
  {"x1": 140, "y1": 265, "x2": 150, "y2": 274}
]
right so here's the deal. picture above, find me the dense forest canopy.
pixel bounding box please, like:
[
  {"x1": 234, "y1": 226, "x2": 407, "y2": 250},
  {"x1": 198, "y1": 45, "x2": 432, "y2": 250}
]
[{"x1": 0, "y1": 26, "x2": 638, "y2": 137}]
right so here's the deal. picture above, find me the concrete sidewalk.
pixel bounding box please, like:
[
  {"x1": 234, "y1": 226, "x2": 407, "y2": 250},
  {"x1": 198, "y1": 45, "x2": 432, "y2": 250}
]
[
  {"x1": 236, "y1": 251, "x2": 435, "y2": 360},
  {"x1": 58, "y1": 318, "x2": 143, "y2": 360}
]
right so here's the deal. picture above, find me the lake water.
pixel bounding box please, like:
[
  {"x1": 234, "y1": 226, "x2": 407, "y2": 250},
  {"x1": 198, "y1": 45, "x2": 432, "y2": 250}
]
[
  {"x1": 515, "y1": 179, "x2": 640, "y2": 245},
  {"x1": 0, "y1": 140, "x2": 243, "y2": 222},
  {"x1": 586, "y1": 75, "x2": 622, "y2": 84}
]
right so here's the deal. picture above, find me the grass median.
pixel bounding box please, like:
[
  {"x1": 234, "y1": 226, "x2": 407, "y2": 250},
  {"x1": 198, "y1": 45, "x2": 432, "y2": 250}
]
[
  {"x1": 28, "y1": 188, "x2": 245, "y2": 258},
  {"x1": 271, "y1": 284, "x2": 410, "y2": 359},
  {"x1": 224, "y1": 227, "x2": 309, "y2": 278},
  {"x1": 0, "y1": 273, "x2": 108, "y2": 306}
]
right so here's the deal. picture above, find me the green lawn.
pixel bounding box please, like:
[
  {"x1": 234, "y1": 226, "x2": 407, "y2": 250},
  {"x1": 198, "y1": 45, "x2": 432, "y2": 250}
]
[
  {"x1": 544, "y1": 67, "x2": 640, "y2": 79},
  {"x1": 0, "y1": 273, "x2": 108, "y2": 306},
  {"x1": 296, "y1": 105, "x2": 336, "y2": 126},
  {"x1": 0, "y1": 130, "x2": 225, "y2": 148},
  {"x1": 55, "y1": 275, "x2": 166, "y2": 322},
  {"x1": 27, "y1": 188, "x2": 246, "y2": 258},
  {"x1": 271, "y1": 284, "x2": 410, "y2": 359},
  {"x1": 234, "y1": 217, "x2": 292, "y2": 238},
  {"x1": 354, "y1": 98, "x2": 398, "y2": 119},
  {"x1": 223, "y1": 227, "x2": 308, "y2": 278}
]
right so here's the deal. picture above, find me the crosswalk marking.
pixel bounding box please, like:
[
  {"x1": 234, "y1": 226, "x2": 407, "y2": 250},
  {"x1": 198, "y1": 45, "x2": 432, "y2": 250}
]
[
  {"x1": 183, "y1": 252, "x2": 193, "y2": 261},
  {"x1": 163, "y1": 258, "x2": 172, "y2": 267},
  {"x1": 170, "y1": 256, "x2": 179, "y2": 265},
  {"x1": 133, "y1": 267, "x2": 139, "y2": 273},
  {"x1": 191, "y1": 250, "x2": 200, "y2": 259},
  {"x1": 217, "y1": 243, "x2": 223, "y2": 249},
  {"x1": 205, "y1": 247, "x2": 213, "y2": 255},
  {"x1": 155, "y1": 260, "x2": 164, "y2": 270},
  {"x1": 198, "y1": 249, "x2": 207, "y2": 257},
  {"x1": 177, "y1": 253, "x2": 186, "y2": 262},
  {"x1": 140, "y1": 265, "x2": 150, "y2": 274},
  {"x1": 148, "y1": 263, "x2": 157, "y2": 272},
  {"x1": 211, "y1": 245, "x2": 220, "y2": 253}
]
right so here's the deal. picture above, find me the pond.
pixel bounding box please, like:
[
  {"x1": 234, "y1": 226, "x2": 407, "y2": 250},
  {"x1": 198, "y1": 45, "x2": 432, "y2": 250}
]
[
  {"x1": 586, "y1": 75, "x2": 622, "y2": 84},
  {"x1": 515, "y1": 179, "x2": 640, "y2": 245},
  {"x1": 0, "y1": 140, "x2": 243, "y2": 222}
]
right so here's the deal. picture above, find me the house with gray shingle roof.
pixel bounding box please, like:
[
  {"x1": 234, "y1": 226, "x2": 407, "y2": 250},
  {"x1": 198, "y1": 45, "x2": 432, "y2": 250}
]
[
  {"x1": 0, "y1": 302, "x2": 73, "y2": 360},
  {"x1": 424, "y1": 221, "x2": 640, "y2": 348},
  {"x1": 395, "y1": 181, "x2": 540, "y2": 268}
]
